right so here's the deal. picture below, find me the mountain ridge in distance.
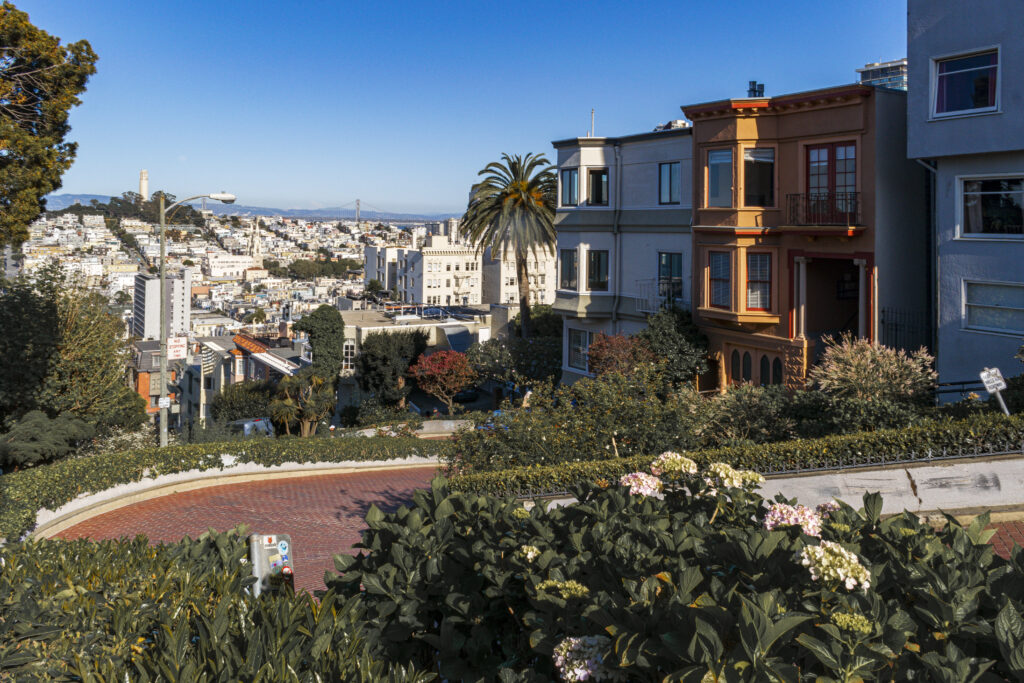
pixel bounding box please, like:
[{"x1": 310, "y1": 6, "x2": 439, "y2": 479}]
[{"x1": 43, "y1": 193, "x2": 460, "y2": 222}]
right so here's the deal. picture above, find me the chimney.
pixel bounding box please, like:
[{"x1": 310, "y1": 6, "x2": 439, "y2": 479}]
[{"x1": 747, "y1": 81, "x2": 764, "y2": 97}]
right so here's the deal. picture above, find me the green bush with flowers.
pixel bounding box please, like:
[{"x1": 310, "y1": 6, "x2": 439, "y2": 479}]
[{"x1": 331, "y1": 463, "x2": 1024, "y2": 681}]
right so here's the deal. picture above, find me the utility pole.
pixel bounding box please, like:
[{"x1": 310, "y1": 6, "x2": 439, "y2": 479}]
[{"x1": 158, "y1": 194, "x2": 169, "y2": 447}]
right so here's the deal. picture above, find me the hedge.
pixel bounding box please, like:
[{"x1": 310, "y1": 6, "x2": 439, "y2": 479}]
[
  {"x1": 0, "y1": 436, "x2": 451, "y2": 542},
  {"x1": 448, "y1": 413, "x2": 1024, "y2": 496}
]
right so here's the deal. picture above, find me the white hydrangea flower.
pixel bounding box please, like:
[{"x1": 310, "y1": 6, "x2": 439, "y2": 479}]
[
  {"x1": 800, "y1": 540, "x2": 871, "y2": 592},
  {"x1": 764, "y1": 503, "x2": 822, "y2": 537},
  {"x1": 650, "y1": 451, "x2": 698, "y2": 477},
  {"x1": 553, "y1": 635, "x2": 625, "y2": 682}
]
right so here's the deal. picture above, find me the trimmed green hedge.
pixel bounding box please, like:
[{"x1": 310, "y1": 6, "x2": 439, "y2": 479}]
[
  {"x1": 0, "y1": 436, "x2": 449, "y2": 542},
  {"x1": 448, "y1": 414, "x2": 1024, "y2": 496}
]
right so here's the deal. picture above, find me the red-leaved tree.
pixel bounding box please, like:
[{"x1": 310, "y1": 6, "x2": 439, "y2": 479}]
[
  {"x1": 408, "y1": 350, "x2": 477, "y2": 415},
  {"x1": 587, "y1": 333, "x2": 655, "y2": 376}
]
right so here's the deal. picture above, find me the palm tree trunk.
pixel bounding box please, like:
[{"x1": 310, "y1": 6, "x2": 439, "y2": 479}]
[{"x1": 516, "y1": 254, "x2": 532, "y2": 339}]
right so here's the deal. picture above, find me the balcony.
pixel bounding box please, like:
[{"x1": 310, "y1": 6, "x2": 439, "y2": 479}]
[
  {"x1": 635, "y1": 278, "x2": 685, "y2": 314},
  {"x1": 786, "y1": 192, "x2": 861, "y2": 226}
]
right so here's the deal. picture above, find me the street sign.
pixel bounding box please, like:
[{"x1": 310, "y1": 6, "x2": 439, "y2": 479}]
[
  {"x1": 157, "y1": 396, "x2": 171, "y2": 409},
  {"x1": 167, "y1": 336, "x2": 187, "y2": 361},
  {"x1": 980, "y1": 367, "x2": 1007, "y2": 393}
]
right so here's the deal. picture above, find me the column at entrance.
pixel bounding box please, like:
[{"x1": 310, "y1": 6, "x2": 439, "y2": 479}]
[{"x1": 794, "y1": 257, "x2": 809, "y2": 338}]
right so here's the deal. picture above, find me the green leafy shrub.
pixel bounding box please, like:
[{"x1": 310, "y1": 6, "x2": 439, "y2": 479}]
[
  {"x1": 329, "y1": 474, "x2": 1024, "y2": 681},
  {"x1": 0, "y1": 528, "x2": 433, "y2": 681},
  {"x1": 449, "y1": 413, "x2": 1024, "y2": 496},
  {"x1": 808, "y1": 333, "x2": 936, "y2": 404},
  {"x1": 0, "y1": 411, "x2": 94, "y2": 469},
  {"x1": 637, "y1": 305, "x2": 708, "y2": 386},
  {"x1": 0, "y1": 436, "x2": 449, "y2": 542},
  {"x1": 210, "y1": 379, "x2": 276, "y2": 422}
]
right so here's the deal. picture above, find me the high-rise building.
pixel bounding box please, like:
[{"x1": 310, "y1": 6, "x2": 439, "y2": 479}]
[
  {"x1": 132, "y1": 268, "x2": 193, "y2": 340},
  {"x1": 139, "y1": 169, "x2": 149, "y2": 201},
  {"x1": 856, "y1": 58, "x2": 908, "y2": 91}
]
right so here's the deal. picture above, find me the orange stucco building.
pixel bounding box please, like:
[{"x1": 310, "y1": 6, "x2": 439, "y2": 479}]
[{"x1": 682, "y1": 84, "x2": 929, "y2": 389}]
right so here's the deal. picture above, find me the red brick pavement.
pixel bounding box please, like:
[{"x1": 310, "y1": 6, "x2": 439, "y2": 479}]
[
  {"x1": 57, "y1": 466, "x2": 439, "y2": 595},
  {"x1": 991, "y1": 521, "x2": 1024, "y2": 559}
]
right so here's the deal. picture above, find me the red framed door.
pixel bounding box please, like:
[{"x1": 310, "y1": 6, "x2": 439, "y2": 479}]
[{"x1": 806, "y1": 142, "x2": 856, "y2": 223}]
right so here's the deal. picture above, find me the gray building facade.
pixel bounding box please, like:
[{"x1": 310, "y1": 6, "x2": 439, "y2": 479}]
[{"x1": 908, "y1": 0, "x2": 1024, "y2": 391}]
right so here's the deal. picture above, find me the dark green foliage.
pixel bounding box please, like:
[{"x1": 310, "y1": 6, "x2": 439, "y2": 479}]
[
  {"x1": 0, "y1": 435, "x2": 450, "y2": 541},
  {"x1": 449, "y1": 413, "x2": 1024, "y2": 495},
  {"x1": 0, "y1": 2, "x2": 98, "y2": 247},
  {"x1": 356, "y1": 331, "x2": 428, "y2": 407},
  {"x1": 0, "y1": 263, "x2": 146, "y2": 433},
  {"x1": 511, "y1": 304, "x2": 561, "y2": 338},
  {"x1": 467, "y1": 335, "x2": 562, "y2": 386},
  {"x1": 366, "y1": 278, "x2": 384, "y2": 294},
  {"x1": 293, "y1": 304, "x2": 346, "y2": 380},
  {"x1": 53, "y1": 190, "x2": 207, "y2": 228},
  {"x1": 0, "y1": 411, "x2": 93, "y2": 469},
  {"x1": 638, "y1": 306, "x2": 708, "y2": 386},
  {"x1": 264, "y1": 257, "x2": 362, "y2": 280},
  {"x1": 329, "y1": 476, "x2": 1024, "y2": 680},
  {"x1": 0, "y1": 529, "x2": 434, "y2": 681}
]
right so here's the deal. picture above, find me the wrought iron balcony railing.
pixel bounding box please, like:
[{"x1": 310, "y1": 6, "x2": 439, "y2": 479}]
[
  {"x1": 635, "y1": 277, "x2": 685, "y2": 314},
  {"x1": 786, "y1": 192, "x2": 861, "y2": 226}
]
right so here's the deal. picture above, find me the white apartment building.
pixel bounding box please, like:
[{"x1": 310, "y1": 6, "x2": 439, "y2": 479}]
[
  {"x1": 132, "y1": 268, "x2": 193, "y2": 340},
  {"x1": 481, "y1": 246, "x2": 557, "y2": 306},
  {"x1": 364, "y1": 245, "x2": 402, "y2": 292},
  {"x1": 206, "y1": 253, "x2": 255, "y2": 279},
  {"x1": 551, "y1": 122, "x2": 694, "y2": 382},
  {"x1": 397, "y1": 234, "x2": 481, "y2": 306}
]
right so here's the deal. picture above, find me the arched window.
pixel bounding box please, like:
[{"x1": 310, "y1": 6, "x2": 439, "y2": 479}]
[
  {"x1": 772, "y1": 357, "x2": 783, "y2": 385},
  {"x1": 759, "y1": 355, "x2": 770, "y2": 386},
  {"x1": 730, "y1": 350, "x2": 740, "y2": 383},
  {"x1": 742, "y1": 352, "x2": 752, "y2": 382}
]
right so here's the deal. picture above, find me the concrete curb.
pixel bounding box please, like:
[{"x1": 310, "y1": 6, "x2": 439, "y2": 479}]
[{"x1": 30, "y1": 457, "x2": 440, "y2": 541}]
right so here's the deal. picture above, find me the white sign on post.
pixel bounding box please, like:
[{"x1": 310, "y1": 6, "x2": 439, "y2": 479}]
[
  {"x1": 157, "y1": 396, "x2": 171, "y2": 409},
  {"x1": 167, "y1": 336, "x2": 187, "y2": 361},
  {"x1": 980, "y1": 367, "x2": 1007, "y2": 394}
]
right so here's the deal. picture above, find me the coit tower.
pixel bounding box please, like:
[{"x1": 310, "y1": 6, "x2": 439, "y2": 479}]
[{"x1": 139, "y1": 169, "x2": 149, "y2": 201}]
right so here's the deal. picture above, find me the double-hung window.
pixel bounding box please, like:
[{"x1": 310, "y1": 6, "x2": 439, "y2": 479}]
[
  {"x1": 561, "y1": 168, "x2": 579, "y2": 206},
  {"x1": 743, "y1": 148, "x2": 775, "y2": 207},
  {"x1": 342, "y1": 340, "x2": 356, "y2": 371},
  {"x1": 964, "y1": 281, "x2": 1024, "y2": 334},
  {"x1": 568, "y1": 329, "x2": 592, "y2": 371},
  {"x1": 707, "y1": 150, "x2": 733, "y2": 207},
  {"x1": 587, "y1": 250, "x2": 609, "y2": 291},
  {"x1": 559, "y1": 249, "x2": 577, "y2": 290},
  {"x1": 962, "y1": 177, "x2": 1023, "y2": 237},
  {"x1": 588, "y1": 168, "x2": 608, "y2": 205},
  {"x1": 709, "y1": 251, "x2": 731, "y2": 309},
  {"x1": 659, "y1": 162, "x2": 680, "y2": 204},
  {"x1": 934, "y1": 50, "x2": 998, "y2": 117},
  {"x1": 658, "y1": 252, "x2": 683, "y2": 300},
  {"x1": 746, "y1": 253, "x2": 771, "y2": 311}
]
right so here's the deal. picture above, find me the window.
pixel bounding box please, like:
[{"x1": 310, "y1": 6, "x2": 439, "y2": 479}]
[
  {"x1": 964, "y1": 281, "x2": 1024, "y2": 334},
  {"x1": 743, "y1": 148, "x2": 775, "y2": 206},
  {"x1": 559, "y1": 249, "x2": 577, "y2": 290},
  {"x1": 569, "y1": 329, "x2": 592, "y2": 371},
  {"x1": 935, "y1": 50, "x2": 998, "y2": 116},
  {"x1": 962, "y1": 178, "x2": 1023, "y2": 236},
  {"x1": 658, "y1": 252, "x2": 683, "y2": 300},
  {"x1": 707, "y1": 149, "x2": 733, "y2": 207},
  {"x1": 709, "y1": 251, "x2": 731, "y2": 309},
  {"x1": 561, "y1": 168, "x2": 579, "y2": 206},
  {"x1": 772, "y1": 357, "x2": 783, "y2": 385},
  {"x1": 742, "y1": 352, "x2": 752, "y2": 382},
  {"x1": 342, "y1": 340, "x2": 356, "y2": 371},
  {"x1": 746, "y1": 253, "x2": 771, "y2": 311},
  {"x1": 759, "y1": 355, "x2": 770, "y2": 386},
  {"x1": 807, "y1": 143, "x2": 857, "y2": 221},
  {"x1": 587, "y1": 250, "x2": 609, "y2": 291},
  {"x1": 659, "y1": 162, "x2": 680, "y2": 204},
  {"x1": 588, "y1": 168, "x2": 609, "y2": 205}
]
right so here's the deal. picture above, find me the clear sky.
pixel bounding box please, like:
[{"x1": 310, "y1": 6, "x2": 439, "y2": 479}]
[{"x1": 20, "y1": 1, "x2": 907, "y2": 214}]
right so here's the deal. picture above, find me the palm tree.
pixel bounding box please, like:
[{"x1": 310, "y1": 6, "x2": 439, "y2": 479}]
[
  {"x1": 269, "y1": 395, "x2": 299, "y2": 436},
  {"x1": 460, "y1": 153, "x2": 556, "y2": 338}
]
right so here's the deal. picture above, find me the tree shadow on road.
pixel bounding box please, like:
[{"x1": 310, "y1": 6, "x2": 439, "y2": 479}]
[{"x1": 332, "y1": 485, "x2": 424, "y2": 522}]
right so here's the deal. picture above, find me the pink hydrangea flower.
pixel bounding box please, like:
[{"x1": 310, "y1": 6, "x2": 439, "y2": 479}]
[{"x1": 619, "y1": 472, "x2": 663, "y2": 497}]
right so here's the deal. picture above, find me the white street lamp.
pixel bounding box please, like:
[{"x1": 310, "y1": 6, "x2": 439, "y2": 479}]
[{"x1": 159, "y1": 192, "x2": 236, "y2": 447}]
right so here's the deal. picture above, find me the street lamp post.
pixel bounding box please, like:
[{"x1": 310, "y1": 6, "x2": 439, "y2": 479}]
[{"x1": 159, "y1": 192, "x2": 236, "y2": 447}]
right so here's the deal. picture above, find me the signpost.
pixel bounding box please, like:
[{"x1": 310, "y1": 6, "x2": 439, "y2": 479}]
[
  {"x1": 980, "y1": 367, "x2": 1010, "y2": 416},
  {"x1": 157, "y1": 396, "x2": 171, "y2": 410},
  {"x1": 248, "y1": 533, "x2": 295, "y2": 596}
]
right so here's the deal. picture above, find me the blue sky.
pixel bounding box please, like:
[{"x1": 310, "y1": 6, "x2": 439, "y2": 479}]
[{"x1": 22, "y1": 1, "x2": 906, "y2": 214}]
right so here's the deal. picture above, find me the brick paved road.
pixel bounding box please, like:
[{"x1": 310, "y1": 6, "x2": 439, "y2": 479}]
[
  {"x1": 53, "y1": 469, "x2": 1024, "y2": 593},
  {"x1": 57, "y1": 466, "x2": 438, "y2": 595}
]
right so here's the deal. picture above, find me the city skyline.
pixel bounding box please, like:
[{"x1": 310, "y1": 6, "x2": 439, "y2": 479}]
[{"x1": 21, "y1": 0, "x2": 906, "y2": 214}]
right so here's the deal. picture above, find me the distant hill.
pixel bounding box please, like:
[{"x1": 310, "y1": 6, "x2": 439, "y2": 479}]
[{"x1": 43, "y1": 193, "x2": 459, "y2": 222}]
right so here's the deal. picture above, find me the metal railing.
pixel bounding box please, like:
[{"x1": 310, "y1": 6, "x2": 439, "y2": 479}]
[
  {"x1": 635, "y1": 278, "x2": 685, "y2": 314},
  {"x1": 786, "y1": 192, "x2": 861, "y2": 226}
]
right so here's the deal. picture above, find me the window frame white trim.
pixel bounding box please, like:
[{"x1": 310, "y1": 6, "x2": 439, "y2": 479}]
[
  {"x1": 567, "y1": 327, "x2": 593, "y2": 372},
  {"x1": 961, "y1": 278, "x2": 1024, "y2": 337},
  {"x1": 929, "y1": 45, "x2": 1001, "y2": 121},
  {"x1": 954, "y1": 171, "x2": 1024, "y2": 241}
]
